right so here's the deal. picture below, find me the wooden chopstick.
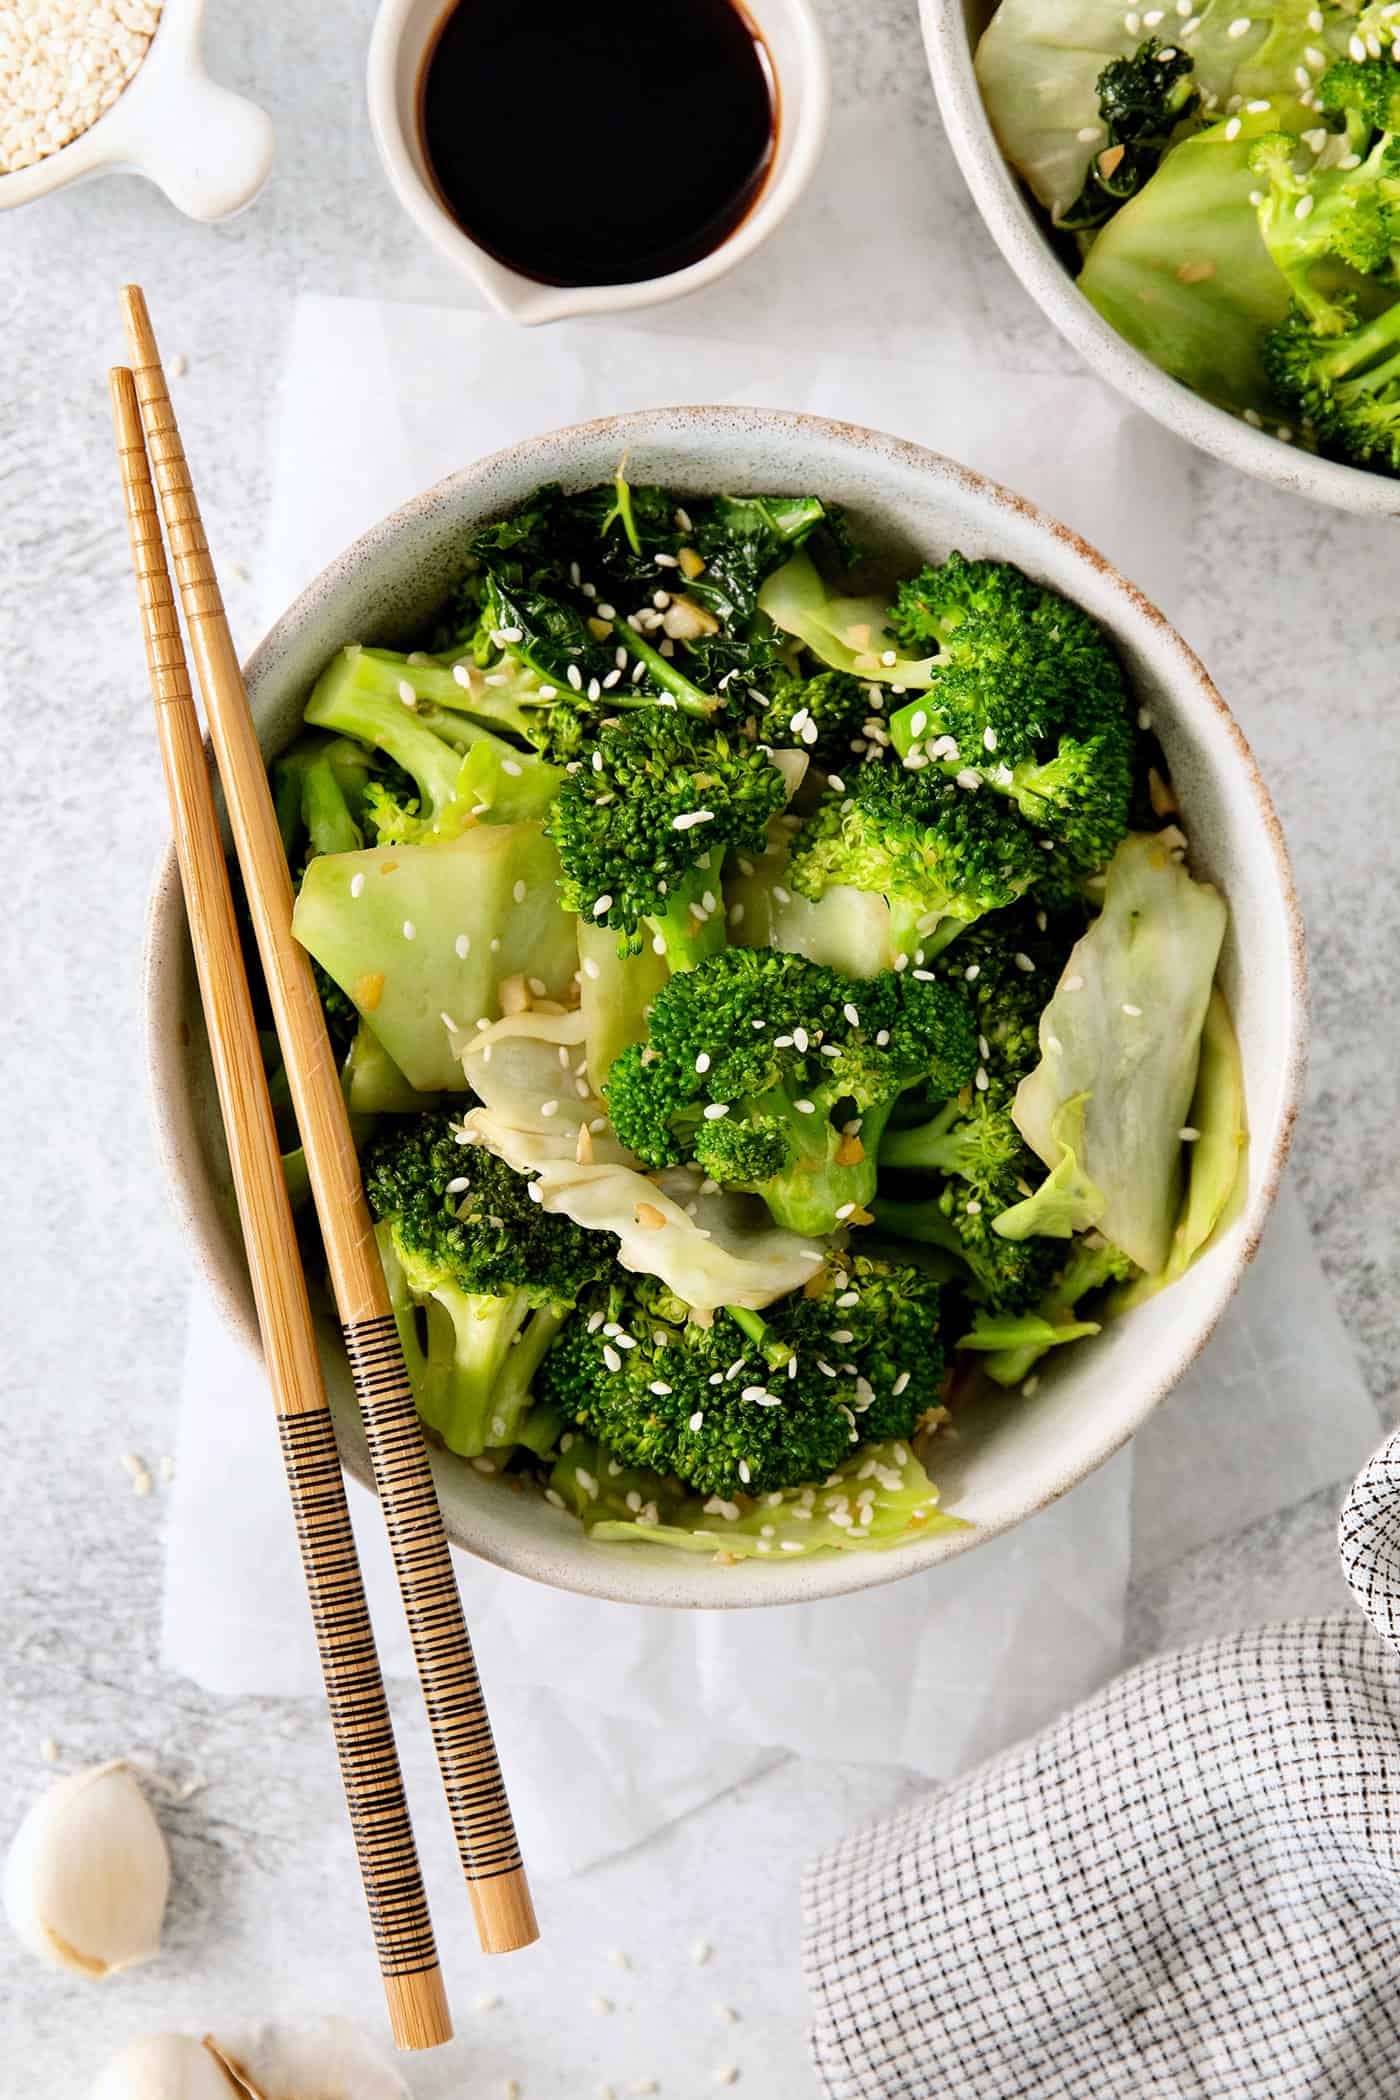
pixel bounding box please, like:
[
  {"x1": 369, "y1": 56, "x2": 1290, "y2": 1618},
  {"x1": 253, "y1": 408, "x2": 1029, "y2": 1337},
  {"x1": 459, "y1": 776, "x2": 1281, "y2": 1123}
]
[
  {"x1": 110, "y1": 365, "x2": 452, "y2": 2053},
  {"x1": 120, "y1": 286, "x2": 539, "y2": 1959}
]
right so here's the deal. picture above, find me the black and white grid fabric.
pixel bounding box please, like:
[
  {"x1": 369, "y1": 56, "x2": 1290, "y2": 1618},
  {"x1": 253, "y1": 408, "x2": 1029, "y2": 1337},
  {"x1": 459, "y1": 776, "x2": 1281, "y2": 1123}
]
[
  {"x1": 1340, "y1": 1426, "x2": 1400, "y2": 1655},
  {"x1": 804, "y1": 1618, "x2": 1400, "y2": 2098}
]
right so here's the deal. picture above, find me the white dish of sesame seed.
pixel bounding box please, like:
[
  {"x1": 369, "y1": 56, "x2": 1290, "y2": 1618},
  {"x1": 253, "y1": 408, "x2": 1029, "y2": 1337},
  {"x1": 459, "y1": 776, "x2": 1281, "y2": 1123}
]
[
  {"x1": 923, "y1": 0, "x2": 1400, "y2": 512},
  {"x1": 0, "y1": 0, "x2": 272, "y2": 220},
  {"x1": 145, "y1": 407, "x2": 1305, "y2": 1608}
]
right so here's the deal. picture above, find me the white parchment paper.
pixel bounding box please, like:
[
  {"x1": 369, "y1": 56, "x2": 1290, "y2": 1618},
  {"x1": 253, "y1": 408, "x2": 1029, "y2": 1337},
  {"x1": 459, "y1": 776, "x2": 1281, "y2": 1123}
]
[{"x1": 162, "y1": 299, "x2": 1379, "y2": 1880}]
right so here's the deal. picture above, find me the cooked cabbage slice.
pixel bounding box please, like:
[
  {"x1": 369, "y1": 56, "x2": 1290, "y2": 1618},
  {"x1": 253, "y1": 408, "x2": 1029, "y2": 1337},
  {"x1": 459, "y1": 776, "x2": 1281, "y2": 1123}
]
[
  {"x1": 757, "y1": 554, "x2": 936, "y2": 687},
  {"x1": 549, "y1": 1434, "x2": 965, "y2": 1557},
  {"x1": 460, "y1": 1010, "x2": 825, "y2": 1312},
  {"x1": 1013, "y1": 829, "x2": 1227, "y2": 1275},
  {"x1": 976, "y1": 0, "x2": 1347, "y2": 222},
  {"x1": 1165, "y1": 983, "x2": 1248, "y2": 1280}
]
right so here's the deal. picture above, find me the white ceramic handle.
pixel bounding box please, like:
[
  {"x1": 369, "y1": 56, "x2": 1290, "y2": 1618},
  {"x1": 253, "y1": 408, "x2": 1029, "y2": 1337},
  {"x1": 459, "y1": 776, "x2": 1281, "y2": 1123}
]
[{"x1": 134, "y1": 69, "x2": 274, "y2": 221}]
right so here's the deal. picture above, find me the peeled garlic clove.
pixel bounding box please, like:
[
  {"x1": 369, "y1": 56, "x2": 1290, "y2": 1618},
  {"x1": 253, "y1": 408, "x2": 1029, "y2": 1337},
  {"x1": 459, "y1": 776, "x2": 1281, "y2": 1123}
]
[
  {"x1": 4, "y1": 1759, "x2": 170, "y2": 1976},
  {"x1": 90, "y1": 2034, "x2": 239, "y2": 2100},
  {"x1": 208, "y1": 2017, "x2": 411, "y2": 2100}
]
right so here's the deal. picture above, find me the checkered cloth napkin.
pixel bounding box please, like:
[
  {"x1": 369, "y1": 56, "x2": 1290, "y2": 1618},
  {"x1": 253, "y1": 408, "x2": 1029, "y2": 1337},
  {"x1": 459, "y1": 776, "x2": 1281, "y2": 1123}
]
[{"x1": 803, "y1": 1441, "x2": 1400, "y2": 2099}]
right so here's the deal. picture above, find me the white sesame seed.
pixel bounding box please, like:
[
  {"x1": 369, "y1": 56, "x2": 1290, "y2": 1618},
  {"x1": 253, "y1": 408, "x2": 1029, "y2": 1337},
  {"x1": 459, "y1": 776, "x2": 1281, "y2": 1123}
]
[
  {"x1": 1064, "y1": 974, "x2": 1085, "y2": 992},
  {"x1": 975, "y1": 1067, "x2": 989, "y2": 1092},
  {"x1": 956, "y1": 768, "x2": 981, "y2": 791},
  {"x1": 474, "y1": 1993, "x2": 502, "y2": 2012},
  {"x1": 696, "y1": 1052, "x2": 711, "y2": 1073},
  {"x1": 591, "y1": 1995, "x2": 614, "y2": 2014},
  {"x1": 1013, "y1": 952, "x2": 1035, "y2": 973},
  {"x1": 1224, "y1": 116, "x2": 1241, "y2": 138},
  {"x1": 673, "y1": 809, "x2": 715, "y2": 831},
  {"x1": 704, "y1": 1102, "x2": 731, "y2": 1120},
  {"x1": 350, "y1": 872, "x2": 366, "y2": 898},
  {"x1": 1227, "y1": 14, "x2": 1250, "y2": 34},
  {"x1": 738, "y1": 1461, "x2": 751, "y2": 1485},
  {"x1": 794, "y1": 1100, "x2": 816, "y2": 1114},
  {"x1": 593, "y1": 895, "x2": 613, "y2": 916},
  {"x1": 1295, "y1": 193, "x2": 1315, "y2": 219},
  {"x1": 540, "y1": 1100, "x2": 560, "y2": 1118},
  {"x1": 402, "y1": 919, "x2": 416, "y2": 940},
  {"x1": 1121, "y1": 1002, "x2": 1143, "y2": 1017}
]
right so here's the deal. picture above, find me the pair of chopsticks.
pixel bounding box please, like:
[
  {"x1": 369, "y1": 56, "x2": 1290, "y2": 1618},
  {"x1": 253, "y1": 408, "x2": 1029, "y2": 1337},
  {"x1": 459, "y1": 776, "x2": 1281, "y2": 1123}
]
[{"x1": 111, "y1": 287, "x2": 537, "y2": 2053}]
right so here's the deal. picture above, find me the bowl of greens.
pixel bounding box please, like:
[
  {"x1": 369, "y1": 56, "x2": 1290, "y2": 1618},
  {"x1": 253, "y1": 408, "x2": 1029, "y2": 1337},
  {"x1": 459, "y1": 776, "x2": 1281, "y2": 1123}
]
[
  {"x1": 923, "y1": 0, "x2": 1400, "y2": 511},
  {"x1": 144, "y1": 409, "x2": 1305, "y2": 1607}
]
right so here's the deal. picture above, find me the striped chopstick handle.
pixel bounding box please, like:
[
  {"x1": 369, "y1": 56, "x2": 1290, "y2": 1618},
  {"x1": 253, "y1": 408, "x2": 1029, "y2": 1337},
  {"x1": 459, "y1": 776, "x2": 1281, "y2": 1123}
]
[
  {"x1": 122, "y1": 288, "x2": 538, "y2": 1956},
  {"x1": 111, "y1": 365, "x2": 451, "y2": 2051},
  {"x1": 275, "y1": 1410, "x2": 449, "y2": 2024},
  {"x1": 343, "y1": 1318, "x2": 530, "y2": 1900}
]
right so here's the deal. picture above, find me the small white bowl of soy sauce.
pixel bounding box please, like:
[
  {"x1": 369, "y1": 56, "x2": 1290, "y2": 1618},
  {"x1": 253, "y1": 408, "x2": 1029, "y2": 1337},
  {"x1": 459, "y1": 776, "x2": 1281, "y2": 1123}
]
[{"x1": 367, "y1": 0, "x2": 829, "y2": 324}]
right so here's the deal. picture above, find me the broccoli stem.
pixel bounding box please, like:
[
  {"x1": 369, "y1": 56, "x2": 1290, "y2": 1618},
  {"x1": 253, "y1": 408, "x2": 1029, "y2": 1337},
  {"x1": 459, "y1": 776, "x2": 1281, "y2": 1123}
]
[
  {"x1": 723, "y1": 1304, "x2": 794, "y2": 1370},
  {"x1": 301, "y1": 756, "x2": 364, "y2": 857},
  {"x1": 888, "y1": 897, "x2": 966, "y2": 964},
  {"x1": 644, "y1": 861, "x2": 729, "y2": 971},
  {"x1": 604, "y1": 461, "x2": 643, "y2": 555},
  {"x1": 309, "y1": 642, "x2": 536, "y2": 749},
  {"x1": 623, "y1": 627, "x2": 718, "y2": 717},
  {"x1": 869, "y1": 1195, "x2": 969, "y2": 1259},
  {"x1": 879, "y1": 1099, "x2": 965, "y2": 1172},
  {"x1": 427, "y1": 1286, "x2": 569, "y2": 1455},
  {"x1": 759, "y1": 1091, "x2": 883, "y2": 1237},
  {"x1": 1318, "y1": 299, "x2": 1400, "y2": 386},
  {"x1": 273, "y1": 738, "x2": 366, "y2": 859},
  {"x1": 984, "y1": 1241, "x2": 1126, "y2": 1386},
  {"x1": 306, "y1": 659, "x2": 467, "y2": 818}
]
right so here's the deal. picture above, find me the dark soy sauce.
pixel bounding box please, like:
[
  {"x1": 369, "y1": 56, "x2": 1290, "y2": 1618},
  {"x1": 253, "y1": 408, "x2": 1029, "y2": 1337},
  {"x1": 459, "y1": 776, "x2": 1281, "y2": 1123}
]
[{"x1": 419, "y1": 0, "x2": 777, "y2": 288}]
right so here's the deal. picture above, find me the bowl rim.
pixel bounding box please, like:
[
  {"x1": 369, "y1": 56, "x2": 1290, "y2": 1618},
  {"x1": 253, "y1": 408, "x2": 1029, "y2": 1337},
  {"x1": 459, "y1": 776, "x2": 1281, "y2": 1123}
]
[
  {"x1": 918, "y1": 0, "x2": 1400, "y2": 518},
  {"x1": 364, "y1": 0, "x2": 832, "y2": 327},
  {"x1": 143, "y1": 404, "x2": 1308, "y2": 1607}
]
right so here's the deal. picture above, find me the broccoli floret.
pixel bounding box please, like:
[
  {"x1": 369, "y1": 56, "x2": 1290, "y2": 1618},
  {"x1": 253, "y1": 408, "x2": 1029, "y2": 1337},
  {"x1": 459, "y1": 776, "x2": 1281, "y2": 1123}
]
[
  {"x1": 1262, "y1": 296, "x2": 1400, "y2": 470},
  {"x1": 364, "y1": 1114, "x2": 616, "y2": 1456},
  {"x1": 1319, "y1": 52, "x2": 1400, "y2": 138},
  {"x1": 968, "y1": 1237, "x2": 1138, "y2": 1386},
  {"x1": 1248, "y1": 127, "x2": 1400, "y2": 334},
  {"x1": 787, "y1": 757, "x2": 1047, "y2": 960},
  {"x1": 547, "y1": 711, "x2": 787, "y2": 969},
  {"x1": 754, "y1": 668, "x2": 875, "y2": 769},
  {"x1": 1060, "y1": 39, "x2": 1201, "y2": 234},
  {"x1": 605, "y1": 947, "x2": 977, "y2": 1237},
  {"x1": 785, "y1": 558, "x2": 1131, "y2": 953},
  {"x1": 883, "y1": 554, "x2": 1134, "y2": 877},
  {"x1": 273, "y1": 734, "x2": 371, "y2": 864},
  {"x1": 537, "y1": 1256, "x2": 942, "y2": 1499},
  {"x1": 767, "y1": 1252, "x2": 948, "y2": 1440},
  {"x1": 874, "y1": 910, "x2": 1079, "y2": 1312}
]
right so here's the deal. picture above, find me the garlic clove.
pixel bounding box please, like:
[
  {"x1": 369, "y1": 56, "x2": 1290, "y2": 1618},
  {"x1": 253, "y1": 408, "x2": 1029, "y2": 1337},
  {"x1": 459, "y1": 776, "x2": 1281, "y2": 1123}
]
[
  {"x1": 4, "y1": 1759, "x2": 170, "y2": 1977},
  {"x1": 207, "y1": 2018, "x2": 411, "y2": 2100},
  {"x1": 89, "y1": 2033, "x2": 240, "y2": 2099}
]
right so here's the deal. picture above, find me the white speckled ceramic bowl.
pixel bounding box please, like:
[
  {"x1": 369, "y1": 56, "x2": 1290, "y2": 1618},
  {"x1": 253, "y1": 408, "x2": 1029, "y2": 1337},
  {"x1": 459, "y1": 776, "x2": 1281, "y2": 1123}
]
[
  {"x1": 921, "y1": 0, "x2": 1400, "y2": 516},
  {"x1": 143, "y1": 408, "x2": 1306, "y2": 1608}
]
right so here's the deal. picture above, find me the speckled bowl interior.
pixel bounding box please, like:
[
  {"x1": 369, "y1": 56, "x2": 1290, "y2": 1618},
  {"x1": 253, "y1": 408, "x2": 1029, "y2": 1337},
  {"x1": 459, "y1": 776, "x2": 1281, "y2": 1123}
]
[
  {"x1": 143, "y1": 408, "x2": 1306, "y2": 1608},
  {"x1": 920, "y1": 0, "x2": 1400, "y2": 517}
]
